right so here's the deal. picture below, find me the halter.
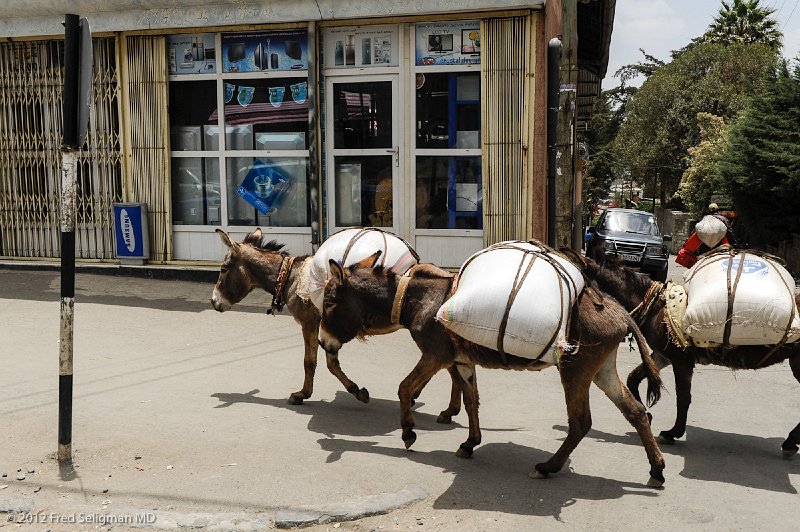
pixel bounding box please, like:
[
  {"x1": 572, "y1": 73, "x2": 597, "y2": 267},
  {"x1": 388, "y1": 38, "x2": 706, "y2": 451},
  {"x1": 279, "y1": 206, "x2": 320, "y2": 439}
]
[{"x1": 268, "y1": 255, "x2": 296, "y2": 315}]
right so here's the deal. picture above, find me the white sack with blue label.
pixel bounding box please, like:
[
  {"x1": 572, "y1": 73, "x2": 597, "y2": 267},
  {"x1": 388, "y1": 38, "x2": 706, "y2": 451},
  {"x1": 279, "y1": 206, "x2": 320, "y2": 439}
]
[{"x1": 683, "y1": 251, "x2": 800, "y2": 345}]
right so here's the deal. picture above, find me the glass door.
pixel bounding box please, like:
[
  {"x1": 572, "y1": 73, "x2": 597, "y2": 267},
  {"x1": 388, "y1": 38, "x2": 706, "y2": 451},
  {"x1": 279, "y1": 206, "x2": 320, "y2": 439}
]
[{"x1": 326, "y1": 76, "x2": 400, "y2": 233}]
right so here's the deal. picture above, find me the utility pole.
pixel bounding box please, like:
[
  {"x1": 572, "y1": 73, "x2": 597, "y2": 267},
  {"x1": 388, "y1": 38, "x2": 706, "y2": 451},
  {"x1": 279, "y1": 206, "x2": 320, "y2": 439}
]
[
  {"x1": 555, "y1": 0, "x2": 578, "y2": 249},
  {"x1": 59, "y1": 13, "x2": 92, "y2": 464}
]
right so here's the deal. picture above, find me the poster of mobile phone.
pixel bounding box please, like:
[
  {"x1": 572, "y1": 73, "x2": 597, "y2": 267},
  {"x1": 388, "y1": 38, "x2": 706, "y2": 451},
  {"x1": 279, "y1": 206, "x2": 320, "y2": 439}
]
[
  {"x1": 168, "y1": 33, "x2": 217, "y2": 74},
  {"x1": 222, "y1": 30, "x2": 308, "y2": 73},
  {"x1": 415, "y1": 21, "x2": 480, "y2": 66},
  {"x1": 324, "y1": 25, "x2": 398, "y2": 68}
]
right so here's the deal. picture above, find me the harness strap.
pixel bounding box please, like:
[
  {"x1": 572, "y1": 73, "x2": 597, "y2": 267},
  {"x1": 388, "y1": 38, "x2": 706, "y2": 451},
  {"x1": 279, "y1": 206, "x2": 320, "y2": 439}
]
[
  {"x1": 268, "y1": 256, "x2": 295, "y2": 315},
  {"x1": 631, "y1": 281, "x2": 665, "y2": 327},
  {"x1": 722, "y1": 249, "x2": 745, "y2": 347},
  {"x1": 390, "y1": 267, "x2": 414, "y2": 326},
  {"x1": 496, "y1": 252, "x2": 539, "y2": 365}
]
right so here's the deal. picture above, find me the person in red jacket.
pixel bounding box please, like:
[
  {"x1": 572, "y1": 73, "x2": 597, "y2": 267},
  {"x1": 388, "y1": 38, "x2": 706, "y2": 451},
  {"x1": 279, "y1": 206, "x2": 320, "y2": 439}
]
[{"x1": 675, "y1": 203, "x2": 737, "y2": 268}]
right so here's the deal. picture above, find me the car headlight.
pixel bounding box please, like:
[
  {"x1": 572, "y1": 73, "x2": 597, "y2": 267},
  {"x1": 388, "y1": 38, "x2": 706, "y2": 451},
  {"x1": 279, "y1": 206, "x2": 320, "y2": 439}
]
[
  {"x1": 603, "y1": 240, "x2": 615, "y2": 251},
  {"x1": 646, "y1": 245, "x2": 664, "y2": 256}
]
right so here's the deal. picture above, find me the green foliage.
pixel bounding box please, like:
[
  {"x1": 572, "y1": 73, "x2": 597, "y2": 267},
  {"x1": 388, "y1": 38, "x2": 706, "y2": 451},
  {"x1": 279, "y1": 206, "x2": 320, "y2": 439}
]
[
  {"x1": 703, "y1": 0, "x2": 782, "y2": 51},
  {"x1": 718, "y1": 62, "x2": 800, "y2": 246},
  {"x1": 679, "y1": 113, "x2": 729, "y2": 216},
  {"x1": 613, "y1": 42, "x2": 777, "y2": 205},
  {"x1": 581, "y1": 92, "x2": 624, "y2": 215}
]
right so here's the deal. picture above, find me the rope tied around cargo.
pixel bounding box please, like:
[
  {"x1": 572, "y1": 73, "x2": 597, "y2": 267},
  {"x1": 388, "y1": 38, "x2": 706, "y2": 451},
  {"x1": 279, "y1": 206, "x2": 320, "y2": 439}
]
[
  {"x1": 338, "y1": 227, "x2": 420, "y2": 270},
  {"x1": 454, "y1": 241, "x2": 581, "y2": 366},
  {"x1": 390, "y1": 266, "x2": 415, "y2": 326},
  {"x1": 630, "y1": 281, "x2": 665, "y2": 328},
  {"x1": 685, "y1": 247, "x2": 796, "y2": 358}
]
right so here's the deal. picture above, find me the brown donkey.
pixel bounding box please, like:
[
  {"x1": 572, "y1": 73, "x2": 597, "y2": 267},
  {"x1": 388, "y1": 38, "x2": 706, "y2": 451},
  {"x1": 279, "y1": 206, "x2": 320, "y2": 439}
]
[
  {"x1": 571, "y1": 248, "x2": 800, "y2": 456},
  {"x1": 211, "y1": 228, "x2": 463, "y2": 420},
  {"x1": 318, "y1": 252, "x2": 666, "y2": 485}
]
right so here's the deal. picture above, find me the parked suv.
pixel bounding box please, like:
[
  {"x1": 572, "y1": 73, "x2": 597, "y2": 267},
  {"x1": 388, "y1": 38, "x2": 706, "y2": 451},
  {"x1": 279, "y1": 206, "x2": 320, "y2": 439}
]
[{"x1": 586, "y1": 208, "x2": 671, "y2": 282}]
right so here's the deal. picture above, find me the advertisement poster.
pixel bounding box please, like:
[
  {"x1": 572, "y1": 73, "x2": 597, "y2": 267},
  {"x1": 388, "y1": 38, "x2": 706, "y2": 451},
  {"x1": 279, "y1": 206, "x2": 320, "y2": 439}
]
[
  {"x1": 324, "y1": 26, "x2": 398, "y2": 68},
  {"x1": 222, "y1": 30, "x2": 308, "y2": 73},
  {"x1": 236, "y1": 160, "x2": 293, "y2": 215},
  {"x1": 415, "y1": 21, "x2": 480, "y2": 66},
  {"x1": 168, "y1": 33, "x2": 217, "y2": 75}
]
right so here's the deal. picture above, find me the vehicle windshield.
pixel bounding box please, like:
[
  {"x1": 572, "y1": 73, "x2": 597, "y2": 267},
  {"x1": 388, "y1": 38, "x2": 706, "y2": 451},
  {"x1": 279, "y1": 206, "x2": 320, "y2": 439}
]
[{"x1": 600, "y1": 211, "x2": 660, "y2": 236}]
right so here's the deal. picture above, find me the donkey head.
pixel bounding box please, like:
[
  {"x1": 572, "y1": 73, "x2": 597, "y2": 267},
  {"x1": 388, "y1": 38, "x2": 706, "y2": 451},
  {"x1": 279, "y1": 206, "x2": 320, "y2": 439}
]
[
  {"x1": 318, "y1": 251, "x2": 384, "y2": 353},
  {"x1": 210, "y1": 228, "x2": 287, "y2": 312},
  {"x1": 583, "y1": 246, "x2": 651, "y2": 312}
]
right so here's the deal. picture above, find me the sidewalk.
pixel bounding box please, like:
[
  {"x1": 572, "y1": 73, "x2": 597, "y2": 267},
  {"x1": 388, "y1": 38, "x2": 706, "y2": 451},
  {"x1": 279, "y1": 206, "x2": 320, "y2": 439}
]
[{"x1": 1, "y1": 268, "x2": 798, "y2": 531}]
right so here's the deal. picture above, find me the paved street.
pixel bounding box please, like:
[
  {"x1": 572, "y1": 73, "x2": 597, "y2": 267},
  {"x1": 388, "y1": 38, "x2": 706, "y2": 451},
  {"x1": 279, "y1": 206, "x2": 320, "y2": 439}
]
[{"x1": 1, "y1": 260, "x2": 798, "y2": 531}]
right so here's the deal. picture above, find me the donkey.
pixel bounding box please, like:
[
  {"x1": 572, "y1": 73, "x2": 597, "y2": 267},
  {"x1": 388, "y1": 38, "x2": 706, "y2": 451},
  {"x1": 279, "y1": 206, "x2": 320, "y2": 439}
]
[
  {"x1": 318, "y1": 251, "x2": 666, "y2": 485},
  {"x1": 571, "y1": 248, "x2": 800, "y2": 457},
  {"x1": 210, "y1": 228, "x2": 463, "y2": 421}
]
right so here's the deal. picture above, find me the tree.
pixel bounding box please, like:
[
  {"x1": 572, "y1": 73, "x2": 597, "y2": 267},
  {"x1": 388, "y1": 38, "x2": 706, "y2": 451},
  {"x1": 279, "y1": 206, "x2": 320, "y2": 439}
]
[
  {"x1": 704, "y1": 0, "x2": 782, "y2": 51},
  {"x1": 717, "y1": 62, "x2": 800, "y2": 246},
  {"x1": 612, "y1": 42, "x2": 777, "y2": 206},
  {"x1": 581, "y1": 92, "x2": 623, "y2": 218},
  {"x1": 679, "y1": 113, "x2": 729, "y2": 216}
]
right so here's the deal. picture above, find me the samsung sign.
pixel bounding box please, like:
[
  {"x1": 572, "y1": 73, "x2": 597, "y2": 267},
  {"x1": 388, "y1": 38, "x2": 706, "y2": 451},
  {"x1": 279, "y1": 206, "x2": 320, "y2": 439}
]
[{"x1": 113, "y1": 203, "x2": 149, "y2": 259}]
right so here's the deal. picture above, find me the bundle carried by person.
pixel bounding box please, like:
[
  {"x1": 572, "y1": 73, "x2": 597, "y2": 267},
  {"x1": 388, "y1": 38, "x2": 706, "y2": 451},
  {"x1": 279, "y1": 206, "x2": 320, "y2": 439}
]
[
  {"x1": 435, "y1": 240, "x2": 585, "y2": 365},
  {"x1": 682, "y1": 249, "x2": 800, "y2": 346},
  {"x1": 305, "y1": 227, "x2": 419, "y2": 311}
]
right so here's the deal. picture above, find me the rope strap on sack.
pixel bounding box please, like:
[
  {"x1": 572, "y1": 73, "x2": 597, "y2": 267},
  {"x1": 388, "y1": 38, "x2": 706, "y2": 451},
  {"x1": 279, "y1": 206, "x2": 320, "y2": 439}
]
[
  {"x1": 391, "y1": 267, "x2": 415, "y2": 326},
  {"x1": 337, "y1": 227, "x2": 421, "y2": 269}
]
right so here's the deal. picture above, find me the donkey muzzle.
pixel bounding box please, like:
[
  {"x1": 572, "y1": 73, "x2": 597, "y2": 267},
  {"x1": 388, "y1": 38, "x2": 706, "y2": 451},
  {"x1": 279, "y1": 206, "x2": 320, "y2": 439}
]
[
  {"x1": 318, "y1": 327, "x2": 342, "y2": 354},
  {"x1": 210, "y1": 288, "x2": 231, "y2": 312}
]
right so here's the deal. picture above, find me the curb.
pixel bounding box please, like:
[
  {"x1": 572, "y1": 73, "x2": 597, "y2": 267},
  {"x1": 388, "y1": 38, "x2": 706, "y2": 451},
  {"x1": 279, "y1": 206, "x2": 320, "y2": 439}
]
[{"x1": 0, "y1": 261, "x2": 219, "y2": 284}]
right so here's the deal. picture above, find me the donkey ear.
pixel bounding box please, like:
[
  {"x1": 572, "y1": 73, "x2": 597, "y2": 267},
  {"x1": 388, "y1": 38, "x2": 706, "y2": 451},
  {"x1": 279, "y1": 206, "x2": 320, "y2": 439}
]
[
  {"x1": 329, "y1": 259, "x2": 345, "y2": 284},
  {"x1": 251, "y1": 227, "x2": 263, "y2": 240},
  {"x1": 354, "y1": 250, "x2": 382, "y2": 269},
  {"x1": 216, "y1": 229, "x2": 240, "y2": 252}
]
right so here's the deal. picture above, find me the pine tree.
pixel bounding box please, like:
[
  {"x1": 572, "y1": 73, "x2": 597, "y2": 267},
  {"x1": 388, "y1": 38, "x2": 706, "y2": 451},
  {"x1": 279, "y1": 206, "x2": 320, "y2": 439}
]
[{"x1": 718, "y1": 62, "x2": 800, "y2": 246}]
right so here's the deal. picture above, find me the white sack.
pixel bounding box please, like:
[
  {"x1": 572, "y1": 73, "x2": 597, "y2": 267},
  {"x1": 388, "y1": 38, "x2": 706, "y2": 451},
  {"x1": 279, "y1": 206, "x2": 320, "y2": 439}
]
[
  {"x1": 695, "y1": 215, "x2": 728, "y2": 247},
  {"x1": 683, "y1": 252, "x2": 800, "y2": 345},
  {"x1": 435, "y1": 241, "x2": 585, "y2": 364},
  {"x1": 307, "y1": 228, "x2": 419, "y2": 311}
]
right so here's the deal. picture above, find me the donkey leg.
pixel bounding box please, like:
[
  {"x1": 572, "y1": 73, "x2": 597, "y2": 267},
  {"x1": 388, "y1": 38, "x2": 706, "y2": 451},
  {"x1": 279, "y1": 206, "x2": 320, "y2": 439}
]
[
  {"x1": 532, "y1": 356, "x2": 595, "y2": 479},
  {"x1": 593, "y1": 352, "x2": 666, "y2": 487},
  {"x1": 659, "y1": 359, "x2": 694, "y2": 444},
  {"x1": 781, "y1": 354, "x2": 800, "y2": 458},
  {"x1": 453, "y1": 363, "x2": 480, "y2": 458},
  {"x1": 326, "y1": 351, "x2": 370, "y2": 404},
  {"x1": 398, "y1": 358, "x2": 446, "y2": 449},
  {"x1": 436, "y1": 365, "x2": 463, "y2": 424},
  {"x1": 288, "y1": 325, "x2": 320, "y2": 405}
]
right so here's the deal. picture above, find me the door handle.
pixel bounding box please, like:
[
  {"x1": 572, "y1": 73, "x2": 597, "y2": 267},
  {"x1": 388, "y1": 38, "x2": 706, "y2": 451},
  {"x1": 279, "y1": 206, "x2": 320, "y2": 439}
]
[{"x1": 386, "y1": 146, "x2": 399, "y2": 167}]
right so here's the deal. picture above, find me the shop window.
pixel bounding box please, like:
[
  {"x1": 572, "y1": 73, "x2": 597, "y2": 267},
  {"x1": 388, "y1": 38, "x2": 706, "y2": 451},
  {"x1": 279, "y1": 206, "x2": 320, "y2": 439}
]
[
  {"x1": 167, "y1": 30, "x2": 311, "y2": 229},
  {"x1": 416, "y1": 156, "x2": 481, "y2": 230},
  {"x1": 332, "y1": 81, "x2": 393, "y2": 150},
  {"x1": 334, "y1": 156, "x2": 393, "y2": 227},
  {"x1": 416, "y1": 72, "x2": 480, "y2": 149}
]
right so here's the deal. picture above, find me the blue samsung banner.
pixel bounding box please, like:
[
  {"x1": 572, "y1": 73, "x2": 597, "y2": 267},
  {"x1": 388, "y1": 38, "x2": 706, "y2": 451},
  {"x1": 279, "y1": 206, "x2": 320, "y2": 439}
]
[{"x1": 113, "y1": 203, "x2": 149, "y2": 259}]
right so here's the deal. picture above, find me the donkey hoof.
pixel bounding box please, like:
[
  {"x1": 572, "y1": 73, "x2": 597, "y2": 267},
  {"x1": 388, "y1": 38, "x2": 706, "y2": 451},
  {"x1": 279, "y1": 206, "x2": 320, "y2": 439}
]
[
  {"x1": 402, "y1": 430, "x2": 417, "y2": 449},
  {"x1": 646, "y1": 475, "x2": 665, "y2": 488},
  {"x1": 529, "y1": 467, "x2": 548, "y2": 479},
  {"x1": 287, "y1": 394, "x2": 304, "y2": 405},
  {"x1": 455, "y1": 444, "x2": 473, "y2": 459},
  {"x1": 781, "y1": 447, "x2": 798, "y2": 459},
  {"x1": 657, "y1": 433, "x2": 676, "y2": 445},
  {"x1": 436, "y1": 413, "x2": 453, "y2": 424},
  {"x1": 356, "y1": 388, "x2": 370, "y2": 404}
]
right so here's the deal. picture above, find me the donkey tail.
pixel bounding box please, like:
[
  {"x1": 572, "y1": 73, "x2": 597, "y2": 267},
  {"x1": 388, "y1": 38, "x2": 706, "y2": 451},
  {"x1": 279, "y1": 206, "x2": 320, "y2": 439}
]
[{"x1": 624, "y1": 312, "x2": 663, "y2": 407}]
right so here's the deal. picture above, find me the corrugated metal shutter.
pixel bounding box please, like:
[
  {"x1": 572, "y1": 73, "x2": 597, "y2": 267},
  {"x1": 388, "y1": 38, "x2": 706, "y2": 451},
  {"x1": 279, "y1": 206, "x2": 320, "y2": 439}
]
[
  {"x1": 0, "y1": 38, "x2": 122, "y2": 259},
  {"x1": 120, "y1": 35, "x2": 172, "y2": 262},
  {"x1": 480, "y1": 15, "x2": 533, "y2": 245}
]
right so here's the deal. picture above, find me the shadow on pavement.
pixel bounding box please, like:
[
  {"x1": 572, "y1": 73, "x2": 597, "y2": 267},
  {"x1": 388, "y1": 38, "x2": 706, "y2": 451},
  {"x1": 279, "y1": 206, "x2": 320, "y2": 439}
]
[
  {"x1": 552, "y1": 424, "x2": 800, "y2": 494},
  {"x1": 317, "y1": 438, "x2": 659, "y2": 520},
  {"x1": 210, "y1": 389, "x2": 465, "y2": 439}
]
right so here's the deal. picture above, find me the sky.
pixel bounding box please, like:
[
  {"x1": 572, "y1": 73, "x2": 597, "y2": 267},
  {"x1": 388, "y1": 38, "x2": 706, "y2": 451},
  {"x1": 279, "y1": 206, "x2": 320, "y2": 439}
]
[{"x1": 605, "y1": 0, "x2": 800, "y2": 88}]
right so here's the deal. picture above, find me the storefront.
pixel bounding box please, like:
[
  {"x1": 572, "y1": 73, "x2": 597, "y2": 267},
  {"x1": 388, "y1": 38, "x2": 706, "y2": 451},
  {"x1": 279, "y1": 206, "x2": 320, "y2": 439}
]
[{"x1": 0, "y1": 1, "x2": 612, "y2": 268}]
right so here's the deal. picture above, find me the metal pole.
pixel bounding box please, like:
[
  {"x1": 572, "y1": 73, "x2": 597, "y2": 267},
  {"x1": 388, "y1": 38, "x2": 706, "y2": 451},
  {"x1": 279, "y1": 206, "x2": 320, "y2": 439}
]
[
  {"x1": 59, "y1": 13, "x2": 80, "y2": 464},
  {"x1": 546, "y1": 38, "x2": 561, "y2": 247}
]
